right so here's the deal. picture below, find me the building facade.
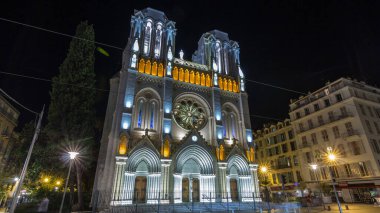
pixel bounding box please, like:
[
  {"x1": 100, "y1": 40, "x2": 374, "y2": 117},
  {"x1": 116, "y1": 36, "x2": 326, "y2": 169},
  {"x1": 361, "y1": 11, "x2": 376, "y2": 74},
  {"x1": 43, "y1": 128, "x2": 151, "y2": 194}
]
[
  {"x1": 0, "y1": 94, "x2": 19, "y2": 207},
  {"x1": 0, "y1": 94, "x2": 19, "y2": 173},
  {"x1": 254, "y1": 119, "x2": 303, "y2": 197},
  {"x1": 289, "y1": 77, "x2": 380, "y2": 202},
  {"x1": 92, "y1": 8, "x2": 259, "y2": 207}
]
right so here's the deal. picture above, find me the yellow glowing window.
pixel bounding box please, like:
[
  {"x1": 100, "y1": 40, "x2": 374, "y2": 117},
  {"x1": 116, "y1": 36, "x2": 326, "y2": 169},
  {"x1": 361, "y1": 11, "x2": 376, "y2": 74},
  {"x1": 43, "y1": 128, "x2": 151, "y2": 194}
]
[
  {"x1": 173, "y1": 67, "x2": 178, "y2": 80},
  {"x1": 152, "y1": 62, "x2": 158, "y2": 76},
  {"x1": 138, "y1": 59, "x2": 145, "y2": 73}
]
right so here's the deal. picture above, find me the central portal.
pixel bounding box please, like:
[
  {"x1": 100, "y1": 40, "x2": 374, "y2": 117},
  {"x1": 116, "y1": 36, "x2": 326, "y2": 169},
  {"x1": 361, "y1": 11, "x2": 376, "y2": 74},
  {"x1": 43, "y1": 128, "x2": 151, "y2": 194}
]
[
  {"x1": 230, "y1": 179, "x2": 239, "y2": 201},
  {"x1": 181, "y1": 177, "x2": 200, "y2": 202},
  {"x1": 181, "y1": 159, "x2": 201, "y2": 202},
  {"x1": 133, "y1": 176, "x2": 147, "y2": 203},
  {"x1": 192, "y1": 178, "x2": 200, "y2": 202}
]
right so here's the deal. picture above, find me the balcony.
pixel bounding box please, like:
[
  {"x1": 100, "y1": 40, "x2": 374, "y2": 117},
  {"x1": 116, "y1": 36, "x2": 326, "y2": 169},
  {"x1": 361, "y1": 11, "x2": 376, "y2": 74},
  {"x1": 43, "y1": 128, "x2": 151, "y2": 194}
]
[
  {"x1": 296, "y1": 112, "x2": 353, "y2": 134},
  {"x1": 341, "y1": 130, "x2": 360, "y2": 138}
]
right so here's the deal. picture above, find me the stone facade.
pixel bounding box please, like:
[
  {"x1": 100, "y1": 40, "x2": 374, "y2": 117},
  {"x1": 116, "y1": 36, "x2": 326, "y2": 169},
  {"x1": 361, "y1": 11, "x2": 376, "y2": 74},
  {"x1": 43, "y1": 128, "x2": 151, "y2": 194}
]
[
  {"x1": 0, "y1": 94, "x2": 19, "y2": 173},
  {"x1": 92, "y1": 8, "x2": 259, "y2": 208},
  {"x1": 289, "y1": 77, "x2": 380, "y2": 202},
  {"x1": 254, "y1": 119, "x2": 303, "y2": 196}
]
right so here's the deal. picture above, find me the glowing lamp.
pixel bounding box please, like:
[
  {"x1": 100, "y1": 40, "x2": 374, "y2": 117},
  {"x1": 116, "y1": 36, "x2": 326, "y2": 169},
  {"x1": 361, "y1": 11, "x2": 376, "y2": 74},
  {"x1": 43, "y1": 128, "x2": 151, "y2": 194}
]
[
  {"x1": 217, "y1": 133, "x2": 223, "y2": 139},
  {"x1": 43, "y1": 178, "x2": 49, "y2": 183},
  {"x1": 260, "y1": 166, "x2": 268, "y2": 173},
  {"x1": 125, "y1": 101, "x2": 132, "y2": 108},
  {"x1": 14, "y1": 177, "x2": 19, "y2": 182},
  {"x1": 328, "y1": 153, "x2": 336, "y2": 161},
  {"x1": 310, "y1": 164, "x2": 317, "y2": 170},
  {"x1": 56, "y1": 181, "x2": 61, "y2": 186},
  {"x1": 122, "y1": 122, "x2": 129, "y2": 129},
  {"x1": 68, "y1": 152, "x2": 79, "y2": 160}
]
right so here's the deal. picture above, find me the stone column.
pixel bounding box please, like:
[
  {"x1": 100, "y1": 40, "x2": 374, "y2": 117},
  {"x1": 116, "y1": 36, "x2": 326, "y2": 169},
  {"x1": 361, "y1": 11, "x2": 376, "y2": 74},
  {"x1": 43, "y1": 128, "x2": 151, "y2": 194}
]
[
  {"x1": 123, "y1": 172, "x2": 135, "y2": 204},
  {"x1": 200, "y1": 175, "x2": 216, "y2": 202},
  {"x1": 111, "y1": 157, "x2": 128, "y2": 205},
  {"x1": 173, "y1": 174, "x2": 182, "y2": 203},
  {"x1": 147, "y1": 174, "x2": 161, "y2": 204},
  {"x1": 217, "y1": 162, "x2": 228, "y2": 202},
  {"x1": 249, "y1": 164, "x2": 260, "y2": 201},
  {"x1": 160, "y1": 159, "x2": 172, "y2": 203},
  {"x1": 239, "y1": 176, "x2": 253, "y2": 202}
]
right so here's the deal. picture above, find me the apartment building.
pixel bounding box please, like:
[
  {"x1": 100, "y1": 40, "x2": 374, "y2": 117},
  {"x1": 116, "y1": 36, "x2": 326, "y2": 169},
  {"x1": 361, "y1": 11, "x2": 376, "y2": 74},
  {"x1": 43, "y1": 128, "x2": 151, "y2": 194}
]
[
  {"x1": 254, "y1": 119, "x2": 303, "y2": 196},
  {"x1": 289, "y1": 77, "x2": 380, "y2": 202},
  {"x1": 0, "y1": 94, "x2": 19, "y2": 172}
]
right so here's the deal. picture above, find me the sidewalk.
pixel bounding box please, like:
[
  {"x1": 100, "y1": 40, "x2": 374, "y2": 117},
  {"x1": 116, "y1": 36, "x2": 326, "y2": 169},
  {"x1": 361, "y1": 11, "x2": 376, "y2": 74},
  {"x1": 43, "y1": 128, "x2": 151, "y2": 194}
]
[{"x1": 300, "y1": 204, "x2": 380, "y2": 213}]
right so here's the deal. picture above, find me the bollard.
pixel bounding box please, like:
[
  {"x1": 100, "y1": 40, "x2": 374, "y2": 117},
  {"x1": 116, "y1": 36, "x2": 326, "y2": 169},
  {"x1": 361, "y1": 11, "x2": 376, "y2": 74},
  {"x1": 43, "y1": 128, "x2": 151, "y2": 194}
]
[
  {"x1": 345, "y1": 204, "x2": 349, "y2": 210},
  {"x1": 327, "y1": 205, "x2": 331, "y2": 211}
]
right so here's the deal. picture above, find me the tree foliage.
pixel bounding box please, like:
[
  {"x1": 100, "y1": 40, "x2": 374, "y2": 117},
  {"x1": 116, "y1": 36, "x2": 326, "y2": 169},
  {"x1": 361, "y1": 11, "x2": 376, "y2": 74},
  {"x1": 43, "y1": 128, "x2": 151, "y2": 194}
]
[
  {"x1": 46, "y1": 21, "x2": 96, "y2": 210},
  {"x1": 47, "y1": 21, "x2": 96, "y2": 142}
]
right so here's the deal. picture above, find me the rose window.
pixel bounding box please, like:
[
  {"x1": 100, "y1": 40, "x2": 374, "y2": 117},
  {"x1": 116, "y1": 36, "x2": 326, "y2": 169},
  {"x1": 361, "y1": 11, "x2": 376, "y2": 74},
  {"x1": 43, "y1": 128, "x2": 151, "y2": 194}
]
[{"x1": 172, "y1": 98, "x2": 207, "y2": 130}]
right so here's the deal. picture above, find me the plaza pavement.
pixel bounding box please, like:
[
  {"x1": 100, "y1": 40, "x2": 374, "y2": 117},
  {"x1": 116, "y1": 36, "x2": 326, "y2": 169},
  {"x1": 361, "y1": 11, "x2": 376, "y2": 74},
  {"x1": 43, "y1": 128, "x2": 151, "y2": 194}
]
[{"x1": 299, "y1": 203, "x2": 380, "y2": 213}]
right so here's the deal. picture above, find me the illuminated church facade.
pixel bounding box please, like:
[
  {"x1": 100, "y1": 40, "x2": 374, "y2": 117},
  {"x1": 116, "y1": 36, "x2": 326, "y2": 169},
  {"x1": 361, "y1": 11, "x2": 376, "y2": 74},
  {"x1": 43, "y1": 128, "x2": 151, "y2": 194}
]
[{"x1": 93, "y1": 7, "x2": 259, "y2": 206}]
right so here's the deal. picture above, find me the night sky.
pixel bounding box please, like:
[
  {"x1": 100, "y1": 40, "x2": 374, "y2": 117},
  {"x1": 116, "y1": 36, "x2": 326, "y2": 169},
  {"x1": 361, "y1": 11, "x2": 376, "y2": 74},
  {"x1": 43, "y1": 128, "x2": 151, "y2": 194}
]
[{"x1": 1, "y1": 0, "x2": 380, "y2": 130}]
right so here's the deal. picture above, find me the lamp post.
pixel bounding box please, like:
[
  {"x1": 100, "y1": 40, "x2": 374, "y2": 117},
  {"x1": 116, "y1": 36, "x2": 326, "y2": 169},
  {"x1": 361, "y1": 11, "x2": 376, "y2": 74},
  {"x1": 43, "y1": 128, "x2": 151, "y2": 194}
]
[
  {"x1": 260, "y1": 166, "x2": 270, "y2": 211},
  {"x1": 327, "y1": 151, "x2": 342, "y2": 213},
  {"x1": 311, "y1": 164, "x2": 324, "y2": 209},
  {"x1": 59, "y1": 152, "x2": 79, "y2": 213},
  {"x1": 9, "y1": 106, "x2": 44, "y2": 213}
]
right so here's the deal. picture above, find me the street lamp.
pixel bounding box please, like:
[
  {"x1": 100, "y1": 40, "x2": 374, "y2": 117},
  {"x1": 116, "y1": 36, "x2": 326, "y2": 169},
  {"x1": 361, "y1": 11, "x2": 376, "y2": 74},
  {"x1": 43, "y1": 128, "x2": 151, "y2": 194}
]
[
  {"x1": 59, "y1": 151, "x2": 79, "y2": 213},
  {"x1": 260, "y1": 165, "x2": 270, "y2": 211},
  {"x1": 326, "y1": 150, "x2": 342, "y2": 213},
  {"x1": 311, "y1": 164, "x2": 325, "y2": 209},
  {"x1": 260, "y1": 166, "x2": 268, "y2": 174}
]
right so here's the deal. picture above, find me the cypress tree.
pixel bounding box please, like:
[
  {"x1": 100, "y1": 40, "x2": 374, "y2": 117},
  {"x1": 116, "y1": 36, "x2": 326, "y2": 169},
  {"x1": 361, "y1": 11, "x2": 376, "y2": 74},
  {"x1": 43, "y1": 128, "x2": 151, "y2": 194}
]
[{"x1": 47, "y1": 21, "x2": 95, "y2": 210}]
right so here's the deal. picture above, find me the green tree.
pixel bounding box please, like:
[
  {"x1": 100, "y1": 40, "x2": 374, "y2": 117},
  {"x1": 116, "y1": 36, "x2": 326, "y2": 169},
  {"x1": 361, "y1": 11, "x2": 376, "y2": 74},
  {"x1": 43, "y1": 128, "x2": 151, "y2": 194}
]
[{"x1": 47, "y1": 21, "x2": 96, "y2": 210}]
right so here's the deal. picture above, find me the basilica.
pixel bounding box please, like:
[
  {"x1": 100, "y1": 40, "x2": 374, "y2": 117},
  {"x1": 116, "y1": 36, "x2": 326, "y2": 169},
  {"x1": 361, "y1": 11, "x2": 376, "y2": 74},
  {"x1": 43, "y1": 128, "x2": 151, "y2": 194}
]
[{"x1": 92, "y1": 7, "x2": 259, "y2": 207}]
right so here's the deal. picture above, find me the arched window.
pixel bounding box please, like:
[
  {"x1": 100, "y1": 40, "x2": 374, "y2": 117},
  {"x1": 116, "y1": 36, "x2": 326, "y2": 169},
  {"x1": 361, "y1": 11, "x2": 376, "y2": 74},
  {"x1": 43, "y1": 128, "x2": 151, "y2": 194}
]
[
  {"x1": 137, "y1": 99, "x2": 144, "y2": 128},
  {"x1": 149, "y1": 102, "x2": 156, "y2": 129},
  {"x1": 215, "y1": 40, "x2": 222, "y2": 73},
  {"x1": 154, "y1": 23, "x2": 162, "y2": 58},
  {"x1": 230, "y1": 114, "x2": 236, "y2": 138},
  {"x1": 222, "y1": 112, "x2": 227, "y2": 137},
  {"x1": 143, "y1": 20, "x2": 152, "y2": 55},
  {"x1": 222, "y1": 104, "x2": 240, "y2": 141},
  {"x1": 133, "y1": 90, "x2": 161, "y2": 132}
]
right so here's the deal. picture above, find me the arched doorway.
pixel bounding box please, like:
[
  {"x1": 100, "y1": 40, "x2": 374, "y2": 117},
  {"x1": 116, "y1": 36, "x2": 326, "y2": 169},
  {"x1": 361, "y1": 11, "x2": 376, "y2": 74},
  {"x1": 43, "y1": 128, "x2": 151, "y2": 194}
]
[
  {"x1": 133, "y1": 161, "x2": 149, "y2": 203},
  {"x1": 173, "y1": 144, "x2": 216, "y2": 203},
  {"x1": 181, "y1": 159, "x2": 201, "y2": 202},
  {"x1": 122, "y1": 145, "x2": 161, "y2": 204},
  {"x1": 229, "y1": 166, "x2": 239, "y2": 202},
  {"x1": 226, "y1": 155, "x2": 252, "y2": 202}
]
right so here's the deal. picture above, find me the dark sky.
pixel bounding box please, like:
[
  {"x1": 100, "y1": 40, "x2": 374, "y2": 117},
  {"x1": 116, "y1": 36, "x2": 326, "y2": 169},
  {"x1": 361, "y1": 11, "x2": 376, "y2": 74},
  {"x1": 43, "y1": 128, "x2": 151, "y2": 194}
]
[{"x1": 1, "y1": 0, "x2": 380, "y2": 130}]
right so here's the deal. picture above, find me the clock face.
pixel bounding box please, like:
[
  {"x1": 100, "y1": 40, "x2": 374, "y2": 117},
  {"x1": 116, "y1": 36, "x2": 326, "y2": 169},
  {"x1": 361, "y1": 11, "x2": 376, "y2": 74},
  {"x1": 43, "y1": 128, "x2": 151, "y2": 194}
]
[{"x1": 172, "y1": 98, "x2": 207, "y2": 130}]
